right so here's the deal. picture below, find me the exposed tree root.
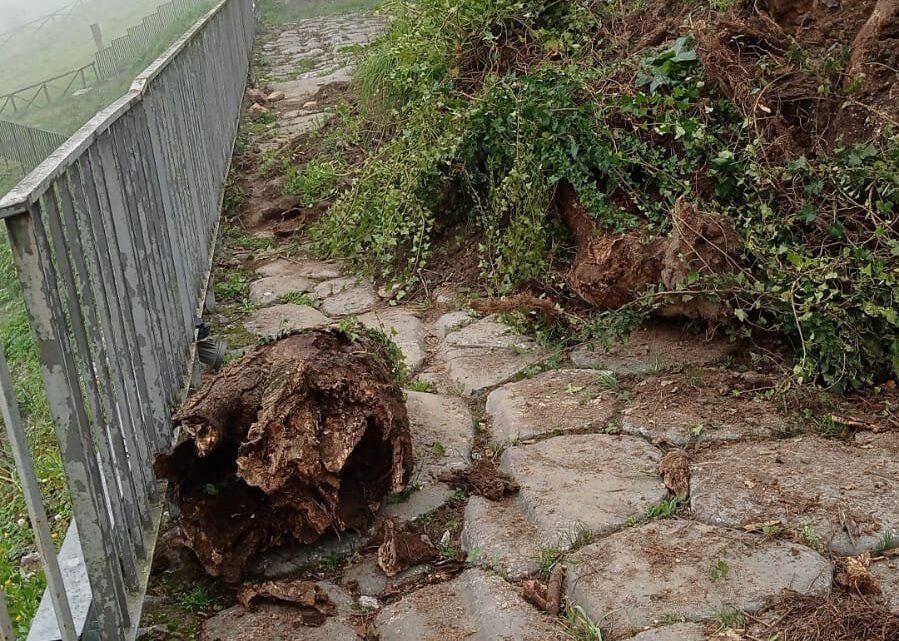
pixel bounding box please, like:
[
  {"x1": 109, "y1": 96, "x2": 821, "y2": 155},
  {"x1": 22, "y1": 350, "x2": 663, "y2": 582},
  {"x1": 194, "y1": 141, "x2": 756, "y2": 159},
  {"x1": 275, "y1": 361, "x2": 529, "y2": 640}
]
[{"x1": 155, "y1": 330, "x2": 413, "y2": 582}]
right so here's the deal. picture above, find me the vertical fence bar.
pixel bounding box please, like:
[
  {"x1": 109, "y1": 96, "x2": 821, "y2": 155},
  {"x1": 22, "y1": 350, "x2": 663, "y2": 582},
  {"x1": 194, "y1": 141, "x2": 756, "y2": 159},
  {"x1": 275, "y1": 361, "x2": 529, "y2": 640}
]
[
  {"x1": 0, "y1": 342, "x2": 78, "y2": 641},
  {"x1": 6, "y1": 208, "x2": 129, "y2": 638},
  {"x1": 0, "y1": 593, "x2": 15, "y2": 641}
]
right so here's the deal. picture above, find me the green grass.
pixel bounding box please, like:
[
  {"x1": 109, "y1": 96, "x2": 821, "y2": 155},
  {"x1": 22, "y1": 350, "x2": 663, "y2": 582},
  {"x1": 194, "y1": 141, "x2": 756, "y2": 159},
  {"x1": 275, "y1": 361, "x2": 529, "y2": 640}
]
[
  {"x1": 258, "y1": 0, "x2": 382, "y2": 26},
  {"x1": 0, "y1": 161, "x2": 21, "y2": 199}
]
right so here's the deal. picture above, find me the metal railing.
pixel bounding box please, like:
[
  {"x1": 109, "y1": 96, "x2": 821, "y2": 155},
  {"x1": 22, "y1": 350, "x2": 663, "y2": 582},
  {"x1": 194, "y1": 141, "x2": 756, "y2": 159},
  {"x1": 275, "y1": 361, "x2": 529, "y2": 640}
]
[
  {"x1": 0, "y1": 121, "x2": 68, "y2": 177},
  {"x1": 0, "y1": 0, "x2": 254, "y2": 638}
]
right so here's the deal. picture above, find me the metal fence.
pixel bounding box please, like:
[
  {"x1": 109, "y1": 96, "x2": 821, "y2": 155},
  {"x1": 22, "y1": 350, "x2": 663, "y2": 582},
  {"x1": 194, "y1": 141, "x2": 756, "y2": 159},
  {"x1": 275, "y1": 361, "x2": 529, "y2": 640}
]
[
  {"x1": 0, "y1": 0, "x2": 211, "y2": 118},
  {"x1": 0, "y1": 0, "x2": 254, "y2": 638},
  {"x1": 0, "y1": 121, "x2": 68, "y2": 177}
]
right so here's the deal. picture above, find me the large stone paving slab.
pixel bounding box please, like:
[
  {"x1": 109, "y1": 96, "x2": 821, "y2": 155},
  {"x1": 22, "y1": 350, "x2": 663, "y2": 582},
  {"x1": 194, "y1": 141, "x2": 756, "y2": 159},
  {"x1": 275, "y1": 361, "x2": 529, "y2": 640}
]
[
  {"x1": 256, "y1": 257, "x2": 342, "y2": 280},
  {"x1": 244, "y1": 303, "x2": 331, "y2": 336},
  {"x1": 690, "y1": 436, "x2": 899, "y2": 555},
  {"x1": 565, "y1": 520, "x2": 832, "y2": 638},
  {"x1": 249, "y1": 274, "x2": 316, "y2": 306},
  {"x1": 375, "y1": 568, "x2": 567, "y2": 641},
  {"x1": 870, "y1": 557, "x2": 898, "y2": 614},
  {"x1": 384, "y1": 391, "x2": 473, "y2": 520},
  {"x1": 461, "y1": 496, "x2": 540, "y2": 580},
  {"x1": 359, "y1": 309, "x2": 428, "y2": 371},
  {"x1": 314, "y1": 276, "x2": 379, "y2": 316},
  {"x1": 435, "y1": 317, "x2": 549, "y2": 396},
  {"x1": 621, "y1": 369, "x2": 785, "y2": 446},
  {"x1": 570, "y1": 324, "x2": 735, "y2": 375},
  {"x1": 405, "y1": 391, "x2": 473, "y2": 477},
  {"x1": 201, "y1": 582, "x2": 356, "y2": 641},
  {"x1": 500, "y1": 434, "x2": 667, "y2": 541},
  {"x1": 486, "y1": 369, "x2": 620, "y2": 445}
]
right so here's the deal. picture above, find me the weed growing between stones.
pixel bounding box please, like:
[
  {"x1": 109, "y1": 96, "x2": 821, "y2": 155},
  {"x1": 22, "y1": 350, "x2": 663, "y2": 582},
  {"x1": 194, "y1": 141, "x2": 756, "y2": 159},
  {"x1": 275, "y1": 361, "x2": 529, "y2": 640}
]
[{"x1": 305, "y1": 0, "x2": 899, "y2": 391}]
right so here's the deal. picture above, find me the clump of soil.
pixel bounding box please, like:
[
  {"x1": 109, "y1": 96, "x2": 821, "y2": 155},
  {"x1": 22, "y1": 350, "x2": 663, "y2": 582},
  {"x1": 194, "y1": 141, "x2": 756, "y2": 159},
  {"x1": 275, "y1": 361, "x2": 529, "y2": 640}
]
[
  {"x1": 376, "y1": 517, "x2": 439, "y2": 577},
  {"x1": 658, "y1": 449, "x2": 691, "y2": 499},
  {"x1": 442, "y1": 458, "x2": 520, "y2": 501},
  {"x1": 155, "y1": 330, "x2": 413, "y2": 582}
]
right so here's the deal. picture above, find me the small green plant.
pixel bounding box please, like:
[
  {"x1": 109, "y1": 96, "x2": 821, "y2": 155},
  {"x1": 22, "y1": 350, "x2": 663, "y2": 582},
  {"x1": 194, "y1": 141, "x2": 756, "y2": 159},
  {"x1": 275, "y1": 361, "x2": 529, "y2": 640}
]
[
  {"x1": 636, "y1": 36, "x2": 699, "y2": 93},
  {"x1": 644, "y1": 498, "x2": 683, "y2": 520},
  {"x1": 213, "y1": 269, "x2": 250, "y2": 302},
  {"x1": 280, "y1": 291, "x2": 316, "y2": 306},
  {"x1": 285, "y1": 159, "x2": 346, "y2": 207},
  {"x1": 710, "y1": 556, "x2": 730, "y2": 581},
  {"x1": 594, "y1": 370, "x2": 619, "y2": 389},
  {"x1": 714, "y1": 606, "x2": 744, "y2": 632},
  {"x1": 430, "y1": 441, "x2": 447, "y2": 457},
  {"x1": 798, "y1": 524, "x2": 820, "y2": 551},
  {"x1": 565, "y1": 604, "x2": 605, "y2": 641},
  {"x1": 225, "y1": 226, "x2": 275, "y2": 252},
  {"x1": 177, "y1": 586, "x2": 216, "y2": 613},
  {"x1": 537, "y1": 523, "x2": 592, "y2": 575},
  {"x1": 407, "y1": 379, "x2": 436, "y2": 393},
  {"x1": 874, "y1": 530, "x2": 897, "y2": 555},
  {"x1": 658, "y1": 612, "x2": 687, "y2": 625}
]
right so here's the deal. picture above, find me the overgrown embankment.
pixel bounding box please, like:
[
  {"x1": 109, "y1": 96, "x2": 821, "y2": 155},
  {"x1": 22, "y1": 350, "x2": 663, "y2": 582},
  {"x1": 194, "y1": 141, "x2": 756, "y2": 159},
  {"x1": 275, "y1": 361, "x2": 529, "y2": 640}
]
[{"x1": 297, "y1": 0, "x2": 898, "y2": 391}]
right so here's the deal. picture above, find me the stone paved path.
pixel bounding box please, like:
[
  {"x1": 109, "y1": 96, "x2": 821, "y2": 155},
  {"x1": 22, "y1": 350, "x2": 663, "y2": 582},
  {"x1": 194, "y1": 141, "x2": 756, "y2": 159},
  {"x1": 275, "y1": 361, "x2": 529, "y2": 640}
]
[{"x1": 193, "y1": 8, "x2": 899, "y2": 641}]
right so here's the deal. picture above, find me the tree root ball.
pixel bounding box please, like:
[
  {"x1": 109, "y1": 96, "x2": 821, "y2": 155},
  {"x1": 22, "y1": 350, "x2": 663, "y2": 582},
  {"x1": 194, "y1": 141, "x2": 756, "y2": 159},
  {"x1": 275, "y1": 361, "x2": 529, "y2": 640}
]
[{"x1": 154, "y1": 329, "x2": 413, "y2": 582}]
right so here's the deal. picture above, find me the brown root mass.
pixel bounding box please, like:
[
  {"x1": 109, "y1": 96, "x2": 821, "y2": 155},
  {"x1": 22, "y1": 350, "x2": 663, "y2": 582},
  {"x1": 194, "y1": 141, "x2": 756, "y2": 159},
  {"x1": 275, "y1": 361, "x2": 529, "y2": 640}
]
[
  {"x1": 155, "y1": 330, "x2": 413, "y2": 582},
  {"x1": 557, "y1": 183, "x2": 738, "y2": 319}
]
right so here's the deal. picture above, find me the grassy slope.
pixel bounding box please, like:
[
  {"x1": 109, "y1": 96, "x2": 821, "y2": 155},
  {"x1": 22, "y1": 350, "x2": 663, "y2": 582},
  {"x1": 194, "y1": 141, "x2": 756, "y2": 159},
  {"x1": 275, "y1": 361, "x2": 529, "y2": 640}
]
[{"x1": 0, "y1": 0, "x2": 164, "y2": 95}]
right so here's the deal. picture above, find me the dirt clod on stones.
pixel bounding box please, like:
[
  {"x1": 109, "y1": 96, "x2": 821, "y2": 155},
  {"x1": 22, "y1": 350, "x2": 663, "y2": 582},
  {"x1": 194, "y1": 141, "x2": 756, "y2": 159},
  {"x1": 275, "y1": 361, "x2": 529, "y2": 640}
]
[
  {"x1": 442, "y1": 458, "x2": 520, "y2": 501},
  {"x1": 155, "y1": 330, "x2": 413, "y2": 582},
  {"x1": 835, "y1": 553, "x2": 881, "y2": 596},
  {"x1": 658, "y1": 449, "x2": 691, "y2": 499},
  {"x1": 237, "y1": 580, "x2": 335, "y2": 626},
  {"x1": 376, "y1": 517, "x2": 439, "y2": 577}
]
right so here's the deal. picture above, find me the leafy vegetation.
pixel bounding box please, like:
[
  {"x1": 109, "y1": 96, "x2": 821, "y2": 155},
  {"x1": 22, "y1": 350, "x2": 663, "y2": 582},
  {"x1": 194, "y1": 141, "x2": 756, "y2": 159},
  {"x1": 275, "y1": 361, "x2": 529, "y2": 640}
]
[{"x1": 307, "y1": 0, "x2": 899, "y2": 391}]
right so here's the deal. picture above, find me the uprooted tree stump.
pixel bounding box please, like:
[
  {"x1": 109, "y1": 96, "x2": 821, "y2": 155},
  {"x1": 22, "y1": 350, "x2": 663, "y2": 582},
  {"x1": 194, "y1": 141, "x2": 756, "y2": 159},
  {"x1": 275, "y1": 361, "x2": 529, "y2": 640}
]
[{"x1": 155, "y1": 329, "x2": 413, "y2": 582}]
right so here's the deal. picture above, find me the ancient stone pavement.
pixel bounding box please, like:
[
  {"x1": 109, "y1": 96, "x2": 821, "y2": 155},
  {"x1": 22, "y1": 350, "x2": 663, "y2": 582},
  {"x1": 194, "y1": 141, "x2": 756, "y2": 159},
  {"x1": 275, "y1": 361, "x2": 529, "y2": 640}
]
[{"x1": 195, "y1": 8, "x2": 899, "y2": 641}]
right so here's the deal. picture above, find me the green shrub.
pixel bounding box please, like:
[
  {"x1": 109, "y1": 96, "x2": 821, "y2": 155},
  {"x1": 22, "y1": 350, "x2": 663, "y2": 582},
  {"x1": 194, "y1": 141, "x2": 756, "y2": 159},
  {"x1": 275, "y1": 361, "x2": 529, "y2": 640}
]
[{"x1": 309, "y1": 0, "x2": 899, "y2": 390}]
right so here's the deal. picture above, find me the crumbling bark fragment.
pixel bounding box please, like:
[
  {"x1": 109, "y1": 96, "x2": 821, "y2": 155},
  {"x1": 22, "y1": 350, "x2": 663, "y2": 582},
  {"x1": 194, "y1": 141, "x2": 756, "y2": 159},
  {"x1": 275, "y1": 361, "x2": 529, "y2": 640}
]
[
  {"x1": 237, "y1": 580, "x2": 336, "y2": 626},
  {"x1": 155, "y1": 330, "x2": 413, "y2": 582}
]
